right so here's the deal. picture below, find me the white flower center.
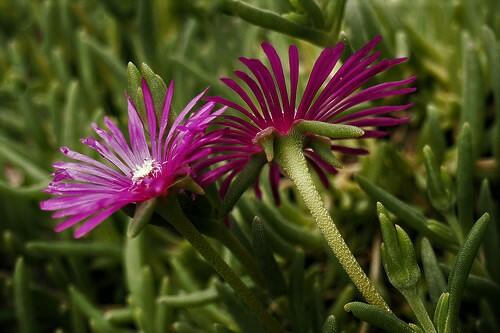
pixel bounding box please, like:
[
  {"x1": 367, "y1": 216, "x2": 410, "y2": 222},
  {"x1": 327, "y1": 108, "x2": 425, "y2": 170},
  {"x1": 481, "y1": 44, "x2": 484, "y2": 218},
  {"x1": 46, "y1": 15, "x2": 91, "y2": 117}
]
[{"x1": 131, "y1": 158, "x2": 161, "y2": 183}]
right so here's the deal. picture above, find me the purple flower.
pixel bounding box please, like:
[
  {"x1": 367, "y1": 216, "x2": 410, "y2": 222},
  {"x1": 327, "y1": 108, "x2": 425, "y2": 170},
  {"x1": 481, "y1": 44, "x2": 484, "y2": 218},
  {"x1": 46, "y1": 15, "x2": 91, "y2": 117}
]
[
  {"x1": 41, "y1": 80, "x2": 224, "y2": 238},
  {"x1": 208, "y1": 36, "x2": 415, "y2": 202}
]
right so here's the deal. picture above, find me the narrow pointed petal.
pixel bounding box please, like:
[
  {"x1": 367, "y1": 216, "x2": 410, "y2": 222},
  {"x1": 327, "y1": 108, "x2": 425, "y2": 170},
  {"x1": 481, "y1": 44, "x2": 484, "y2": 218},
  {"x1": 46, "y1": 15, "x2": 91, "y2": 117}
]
[
  {"x1": 221, "y1": 77, "x2": 264, "y2": 124},
  {"x1": 74, "y1": 204, "x2": 125, "y2": 238},
  {"x1": 142, "y1": 79, "x2": 158, "y2": 159},
  {"x1": 127, "y1": 98, "x2": 150, "y2": 162},
  {"x1": 234, "y1": 70, "x2": 271, "y2": 125},
  {"x1": 55, "y1": 211, "x2": 96, "y2": 233},
  {"x1": 158, "y1": 81, "x2": 174, "y2": 158},
  {"x1": 288, "y1": 45, "x2": 299, "y2": 122},
  {"x1": 104, "y1": 117, "x2": 138, "y2": 167},
  {"x1": 297, "y1": 43, "x2": 344, "y2": 119},
  {"x1": 262, "y1": 42, "x2": 290, "y2": 117}
]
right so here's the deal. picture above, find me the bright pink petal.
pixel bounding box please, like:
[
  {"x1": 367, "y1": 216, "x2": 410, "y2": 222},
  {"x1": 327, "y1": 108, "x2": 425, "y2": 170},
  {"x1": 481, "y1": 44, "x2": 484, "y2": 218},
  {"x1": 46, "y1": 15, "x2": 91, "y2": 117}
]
[
  {"x1": 142, "y1": 79, "x2": 158, "y2": 160},
  {"x1": 127, "y1": 98, "x2": 150, "y2": 161},
  {"x1": 74, "y1": 204, "x2": 125, "y2": 238}
]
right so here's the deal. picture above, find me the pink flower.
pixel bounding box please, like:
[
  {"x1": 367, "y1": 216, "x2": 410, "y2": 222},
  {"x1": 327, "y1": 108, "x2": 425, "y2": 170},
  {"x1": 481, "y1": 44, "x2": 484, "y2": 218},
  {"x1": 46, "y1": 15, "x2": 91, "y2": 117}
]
[
  {"x1": 41, "y1": 80, "x2": 224, "y2": 238},
  {"x1": 208, "y1": 36, "x2": 415, "y2": 202}
]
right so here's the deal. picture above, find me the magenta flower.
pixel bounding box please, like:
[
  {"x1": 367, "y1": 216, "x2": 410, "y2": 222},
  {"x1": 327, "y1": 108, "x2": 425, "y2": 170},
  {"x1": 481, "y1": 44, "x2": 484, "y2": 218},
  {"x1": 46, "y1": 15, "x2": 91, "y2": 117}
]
[
  {"x1": 40, "y1": 80, "x2": 224, "y2": 238},
  {"x1": 209, "y1": 36, "x2": 415, "y2": 202}
]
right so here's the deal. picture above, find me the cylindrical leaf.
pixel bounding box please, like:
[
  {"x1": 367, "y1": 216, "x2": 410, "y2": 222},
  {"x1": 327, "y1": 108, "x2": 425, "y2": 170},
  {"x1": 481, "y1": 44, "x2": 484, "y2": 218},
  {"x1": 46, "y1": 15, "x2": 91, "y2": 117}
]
[
  {"x1": 420, "y1": 238, "x2": 446, "y2": 303},
  {"x1": 344, "y1": 302, "x2": 413, "y2": 333},
  {"x1": 457, "y1": 123, "x2": 474, "y2": 234},
  {"x1": 14, "y1": 257, "x2": 38, "y2": 333},
  {"x1": 220, "y1": 154, "x2": 266, "y2": 217},
  {"x1": 445, "y1": 213, "x2": 490, "y2": 333}
]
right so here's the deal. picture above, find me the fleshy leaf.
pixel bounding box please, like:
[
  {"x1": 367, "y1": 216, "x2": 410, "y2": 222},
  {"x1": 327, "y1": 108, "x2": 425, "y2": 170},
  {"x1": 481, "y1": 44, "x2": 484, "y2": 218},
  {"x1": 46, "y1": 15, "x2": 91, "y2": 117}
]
[
  {"x1": 344, "y1": 302, "x2": 413, "y2": 333},
  {"x1": 296, "y1": 120, "x2": 364, "y2": 139},
  {"x1": 220, "y1": 154, "x2": 267, "y2": 217},
  {"x1": 445, "y1": 213, "x2": 490, "y2": 333}
]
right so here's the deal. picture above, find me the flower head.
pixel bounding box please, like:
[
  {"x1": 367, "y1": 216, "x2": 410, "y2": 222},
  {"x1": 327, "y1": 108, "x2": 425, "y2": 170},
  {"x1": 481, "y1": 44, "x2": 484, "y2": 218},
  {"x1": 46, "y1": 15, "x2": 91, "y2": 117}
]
[
  {"x1": 41, "y1": 80, "x2": 224, "y2": 238},
  {"x1": 209, "y1": 36, "x2": 415, "y2": 202}
]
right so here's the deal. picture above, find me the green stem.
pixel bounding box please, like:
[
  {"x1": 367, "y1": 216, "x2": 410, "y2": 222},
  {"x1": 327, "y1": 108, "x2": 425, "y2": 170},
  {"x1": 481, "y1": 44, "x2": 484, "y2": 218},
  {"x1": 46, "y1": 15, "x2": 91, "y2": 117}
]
[
  {"x1": 401, "y1": 289, "x2": 436, "y2": 333},
  {"x1": 157, "y1": 196, "x2": 284, "y2": 333},
  {"x1": 276, "y1": 130, "x2": 389, "y2": 311},
  {"x1": 220, "y1": 0, "x2": 334, "y2": 47}
]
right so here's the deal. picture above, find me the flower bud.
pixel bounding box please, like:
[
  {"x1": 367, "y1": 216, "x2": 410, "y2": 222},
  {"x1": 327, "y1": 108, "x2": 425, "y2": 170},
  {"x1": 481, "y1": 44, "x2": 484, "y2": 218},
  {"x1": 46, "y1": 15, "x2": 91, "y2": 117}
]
[{"x1": 378, "y1": 203, "x2": 421, "y2": 290}]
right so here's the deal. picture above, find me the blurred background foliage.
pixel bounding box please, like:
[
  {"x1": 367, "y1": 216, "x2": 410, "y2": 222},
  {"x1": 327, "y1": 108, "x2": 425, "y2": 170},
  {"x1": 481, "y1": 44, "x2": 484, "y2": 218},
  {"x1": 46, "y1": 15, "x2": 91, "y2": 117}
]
[{"x1": 0, "y1": 0, "x2": 498, "y2": 332}]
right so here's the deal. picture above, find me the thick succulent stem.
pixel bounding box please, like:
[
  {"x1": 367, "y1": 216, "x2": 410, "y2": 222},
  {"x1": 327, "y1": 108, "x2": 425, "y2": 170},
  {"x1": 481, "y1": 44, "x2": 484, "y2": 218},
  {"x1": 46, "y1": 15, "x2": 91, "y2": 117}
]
[
  {"x1": 276, "y1": 130, "x2": 389, "y2": 311},
  {"x1": 157, "y1": 196, "x2": 284, "y2": 333}
]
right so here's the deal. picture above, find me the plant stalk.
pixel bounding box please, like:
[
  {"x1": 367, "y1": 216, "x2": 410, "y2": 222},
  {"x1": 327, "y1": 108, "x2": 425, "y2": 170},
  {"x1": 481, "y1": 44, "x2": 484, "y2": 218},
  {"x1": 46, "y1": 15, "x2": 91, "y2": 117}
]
[
  {"x1": 276, "y1": 130, "x2": 389, "y2": 311},
  {"x1": 157, "y1": 196, "x2": 284, "y2": 333}
]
